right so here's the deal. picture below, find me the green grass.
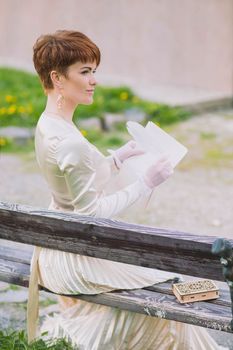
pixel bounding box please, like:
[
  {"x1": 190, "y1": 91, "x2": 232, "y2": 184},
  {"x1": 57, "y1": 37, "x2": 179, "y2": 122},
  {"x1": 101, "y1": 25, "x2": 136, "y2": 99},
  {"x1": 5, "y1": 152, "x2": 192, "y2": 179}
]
[
  {"x1": 0, "y1": 66, "x2": 191, "y2": 129},
  {"x1": 39, "y1": 298, "x2": 57, "y2": 308},
  {"x1": 84, "y1": 127, "x2": 126, "y2": 152},
  {"x1": 0, "y1": 68, "x2": 46, "y2": 127},
  {"x1": 178, "y1": 143, "x2": 233, "y2": 171},
  {"x1": 200, "y1": 132, "x2": 216, "y2": 140},
  {"x1": 205, "y1": 148, "x2": 233, "y2": 162},
  {"x1": 0, "y1": 138, "x2": 35, "y2": 154},
  {"x1": 0, "y1": 330, "x2": 75, "y2": 350},
  {"x1": 0, "y1": 128, "x2": 127, "y2": 155},
  {"x1": 8, "y1": 285, "x2": 21, "y2": 291}
]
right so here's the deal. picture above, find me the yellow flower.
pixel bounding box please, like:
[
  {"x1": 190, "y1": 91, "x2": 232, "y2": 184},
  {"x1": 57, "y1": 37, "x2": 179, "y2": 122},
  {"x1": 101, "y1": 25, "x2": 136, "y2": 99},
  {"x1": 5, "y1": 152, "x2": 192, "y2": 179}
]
[
  {"x1": 18, "y1": 106, "x2": 26, "y2": 114},
  {"x1": 0, "y1": 107, "x2": 7, "y2": 115},
  {"x1": 120, "y1": 92, "x2": 129, "y2": 100},
  {"x1": 0, "y1": 138, "x2": 7, "y2": 146},
  {"x1": 80, "y1": 129, "x2": 87, "y2": 137},
  {"x1": 5, "y1": 95, "x2": 16, "y2": 103},
  {"x1": 7, "y1": 105, "x2": 17, "y2": 114}
]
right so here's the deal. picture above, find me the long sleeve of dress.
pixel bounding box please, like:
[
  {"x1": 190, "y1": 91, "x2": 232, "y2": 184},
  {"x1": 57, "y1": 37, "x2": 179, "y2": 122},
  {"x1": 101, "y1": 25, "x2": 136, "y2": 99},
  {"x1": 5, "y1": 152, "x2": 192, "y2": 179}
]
[{"x1": 56, "y1": 136, "x2": 152, "y2": 219}]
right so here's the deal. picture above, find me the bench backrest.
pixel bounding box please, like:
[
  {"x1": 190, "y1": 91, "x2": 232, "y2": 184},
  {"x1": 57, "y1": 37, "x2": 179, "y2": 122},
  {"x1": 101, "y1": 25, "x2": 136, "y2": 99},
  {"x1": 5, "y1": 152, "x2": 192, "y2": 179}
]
[{"x1": 0, "y1": 201, "x2": 232, "y2": 281}]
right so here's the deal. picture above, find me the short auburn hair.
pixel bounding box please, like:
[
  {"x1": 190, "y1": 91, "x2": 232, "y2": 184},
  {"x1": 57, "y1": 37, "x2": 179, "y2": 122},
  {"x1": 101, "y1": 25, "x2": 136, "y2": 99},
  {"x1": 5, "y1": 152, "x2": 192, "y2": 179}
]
[{"x1": 33, "y1": 30, "x2": 101, "y2": 90}]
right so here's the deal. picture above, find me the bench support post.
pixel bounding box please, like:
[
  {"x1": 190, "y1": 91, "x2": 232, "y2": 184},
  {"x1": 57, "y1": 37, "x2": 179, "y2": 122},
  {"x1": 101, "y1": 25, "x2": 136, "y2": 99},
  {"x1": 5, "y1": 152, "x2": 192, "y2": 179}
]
[{"x1": 212, "y1": 238, "x2": 233, "y2": 330}]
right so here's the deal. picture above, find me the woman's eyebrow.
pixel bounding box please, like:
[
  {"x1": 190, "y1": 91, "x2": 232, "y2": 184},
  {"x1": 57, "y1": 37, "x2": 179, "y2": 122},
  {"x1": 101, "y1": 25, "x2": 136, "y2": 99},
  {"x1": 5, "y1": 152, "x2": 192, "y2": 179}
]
[{"x1": 81, "y1": 66, "x2": 97, "y2": 70}]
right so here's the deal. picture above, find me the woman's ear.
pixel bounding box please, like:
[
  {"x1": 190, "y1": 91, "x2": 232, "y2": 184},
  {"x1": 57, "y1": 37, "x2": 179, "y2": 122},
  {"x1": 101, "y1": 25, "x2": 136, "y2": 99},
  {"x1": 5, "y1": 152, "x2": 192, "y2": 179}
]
[{"x1": 50, "y1": 70, "x2": 63, "y2": 89}]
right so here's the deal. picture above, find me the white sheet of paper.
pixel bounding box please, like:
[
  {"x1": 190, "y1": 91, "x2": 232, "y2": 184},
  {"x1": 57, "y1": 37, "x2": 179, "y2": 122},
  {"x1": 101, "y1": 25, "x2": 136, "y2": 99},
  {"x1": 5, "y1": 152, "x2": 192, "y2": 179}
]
[{"x1": 126, "y1": 121, "x2": 188, "y2": 169}]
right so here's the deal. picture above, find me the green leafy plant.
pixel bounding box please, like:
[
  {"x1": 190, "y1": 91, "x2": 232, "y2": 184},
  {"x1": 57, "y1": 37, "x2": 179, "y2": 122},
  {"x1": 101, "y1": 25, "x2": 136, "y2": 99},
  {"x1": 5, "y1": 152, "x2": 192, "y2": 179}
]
[{"x1": 0, "y1": 329, "x2": 75, "y2": 349}]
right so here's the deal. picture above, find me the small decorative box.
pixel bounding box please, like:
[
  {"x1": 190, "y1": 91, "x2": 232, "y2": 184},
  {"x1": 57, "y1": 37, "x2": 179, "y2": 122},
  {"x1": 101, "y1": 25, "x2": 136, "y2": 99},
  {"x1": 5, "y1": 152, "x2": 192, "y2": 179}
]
[{"x1": 172, "y1": 279, "x2": 219, "y2": 304}]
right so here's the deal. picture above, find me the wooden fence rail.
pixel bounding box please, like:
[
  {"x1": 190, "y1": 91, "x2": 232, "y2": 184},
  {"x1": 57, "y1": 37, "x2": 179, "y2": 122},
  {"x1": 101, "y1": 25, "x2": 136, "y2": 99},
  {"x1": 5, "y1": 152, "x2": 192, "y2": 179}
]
[{"x1": 0, "y1": 201, "x2": 232, "y2": 281}]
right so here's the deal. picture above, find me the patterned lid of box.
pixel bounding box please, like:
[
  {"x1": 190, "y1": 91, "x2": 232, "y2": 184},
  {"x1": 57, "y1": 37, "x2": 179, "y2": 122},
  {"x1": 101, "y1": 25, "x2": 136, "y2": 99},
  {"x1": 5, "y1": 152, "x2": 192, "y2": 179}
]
[{"x1": 173, "y1": 279, "x2": 218, "y2": 296}]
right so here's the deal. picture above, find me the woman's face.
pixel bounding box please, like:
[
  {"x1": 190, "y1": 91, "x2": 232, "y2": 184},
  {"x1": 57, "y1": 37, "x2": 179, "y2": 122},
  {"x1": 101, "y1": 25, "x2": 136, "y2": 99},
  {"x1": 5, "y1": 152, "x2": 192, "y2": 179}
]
[{"x1": 59, "y1": 61, "x2": 97, "y2": 106}]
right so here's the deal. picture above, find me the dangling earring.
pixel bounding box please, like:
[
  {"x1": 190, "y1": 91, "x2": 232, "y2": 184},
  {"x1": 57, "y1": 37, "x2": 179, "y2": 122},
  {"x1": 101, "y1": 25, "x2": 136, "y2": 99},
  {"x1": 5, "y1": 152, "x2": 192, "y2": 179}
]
[{"x1": 56, "y1": 94, "x2": 64, "y2": 110}]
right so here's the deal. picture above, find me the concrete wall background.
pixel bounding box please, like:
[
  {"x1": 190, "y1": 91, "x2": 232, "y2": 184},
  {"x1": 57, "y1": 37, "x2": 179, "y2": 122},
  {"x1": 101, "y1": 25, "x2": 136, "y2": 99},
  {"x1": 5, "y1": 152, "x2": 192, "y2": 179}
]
[{"x1": 0, "y1": 0, "x2": 232, "y2": 104}]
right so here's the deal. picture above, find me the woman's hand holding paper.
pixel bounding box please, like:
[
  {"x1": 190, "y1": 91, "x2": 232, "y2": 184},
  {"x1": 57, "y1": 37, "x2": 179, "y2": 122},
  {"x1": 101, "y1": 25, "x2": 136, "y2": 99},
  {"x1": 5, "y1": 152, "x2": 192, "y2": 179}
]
[
  {"x1": 142, "y1": 155, "x2": 174, "y2": 189},
  {"x1": 109, "y1": 140, "x2": 145, "y2": 169}
]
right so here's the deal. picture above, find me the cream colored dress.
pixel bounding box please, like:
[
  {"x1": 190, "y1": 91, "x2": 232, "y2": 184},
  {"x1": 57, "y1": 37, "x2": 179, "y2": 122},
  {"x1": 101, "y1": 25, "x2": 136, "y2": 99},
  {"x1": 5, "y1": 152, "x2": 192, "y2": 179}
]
[{"x1": 31, "y1": 112, "x2": 225, "y2": 349}]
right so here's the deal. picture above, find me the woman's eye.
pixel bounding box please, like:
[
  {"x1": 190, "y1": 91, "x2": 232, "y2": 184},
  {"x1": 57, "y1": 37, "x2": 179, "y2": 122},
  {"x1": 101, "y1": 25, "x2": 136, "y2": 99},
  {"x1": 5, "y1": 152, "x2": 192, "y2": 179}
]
[{"x1": 81, "y1": 70, "x2": 97, "y2": 75}]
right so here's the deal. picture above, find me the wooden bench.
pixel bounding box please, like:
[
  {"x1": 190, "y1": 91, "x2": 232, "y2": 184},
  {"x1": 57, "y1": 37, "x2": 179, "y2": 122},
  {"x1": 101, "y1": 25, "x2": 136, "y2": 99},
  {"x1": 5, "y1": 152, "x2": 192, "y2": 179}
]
[{"x1": 0, "y1": 201, "x2": 233, "y2": 333}]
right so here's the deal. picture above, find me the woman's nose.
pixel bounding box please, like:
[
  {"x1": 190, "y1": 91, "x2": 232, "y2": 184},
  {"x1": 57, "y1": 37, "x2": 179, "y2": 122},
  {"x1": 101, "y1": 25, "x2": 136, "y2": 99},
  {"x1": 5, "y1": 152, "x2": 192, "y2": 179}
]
[{"x1": 90, "y1": 74, "x2": 97, "y2": 86}]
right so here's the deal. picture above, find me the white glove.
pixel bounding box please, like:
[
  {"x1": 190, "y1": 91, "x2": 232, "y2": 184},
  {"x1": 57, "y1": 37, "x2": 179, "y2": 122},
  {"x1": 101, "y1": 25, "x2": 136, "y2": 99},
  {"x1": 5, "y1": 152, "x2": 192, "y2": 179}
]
[
  {"x1": 142, "y1": 155, "x2": 174, "y2": 189},
  {"x1": 108, "y1": 140, "x2": 145, "y2": 169}
]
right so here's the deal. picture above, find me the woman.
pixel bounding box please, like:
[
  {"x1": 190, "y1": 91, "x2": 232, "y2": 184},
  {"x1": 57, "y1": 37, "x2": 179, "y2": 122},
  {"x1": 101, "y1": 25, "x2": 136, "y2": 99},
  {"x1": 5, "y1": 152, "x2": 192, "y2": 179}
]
[{"x1": 29, "y1": 30, "x2": 224, "y2": 349}]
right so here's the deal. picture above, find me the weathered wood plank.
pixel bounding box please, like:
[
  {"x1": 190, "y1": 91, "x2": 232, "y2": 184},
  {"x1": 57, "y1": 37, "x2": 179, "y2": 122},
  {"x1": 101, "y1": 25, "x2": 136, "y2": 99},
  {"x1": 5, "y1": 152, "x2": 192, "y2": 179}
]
[
  {"x1": 0, "y1": 245, "x2": 32, "y2": 264},
  {"x1": 0, "y1": 258, "x2": 29, "y2": 287},
  {"x1": 0, "y1": 244, "x2": 231, "y2": 307},
  {"x1": 72, "y1": 289, "x2": 233, "y2": 333},
  {"x1": 0, "y1": 202, "x2": 232, "y2": 280},
  {"x1": 0, "y1": 256, "x2": 232, "y2": 333}
]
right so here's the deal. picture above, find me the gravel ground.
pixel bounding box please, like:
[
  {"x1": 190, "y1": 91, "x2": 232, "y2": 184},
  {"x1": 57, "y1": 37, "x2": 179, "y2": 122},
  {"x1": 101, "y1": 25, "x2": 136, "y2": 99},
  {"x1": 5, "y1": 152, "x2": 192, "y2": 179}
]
[{"x1": 0, "y1": 109, "x2": 233, "y2": 348}]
